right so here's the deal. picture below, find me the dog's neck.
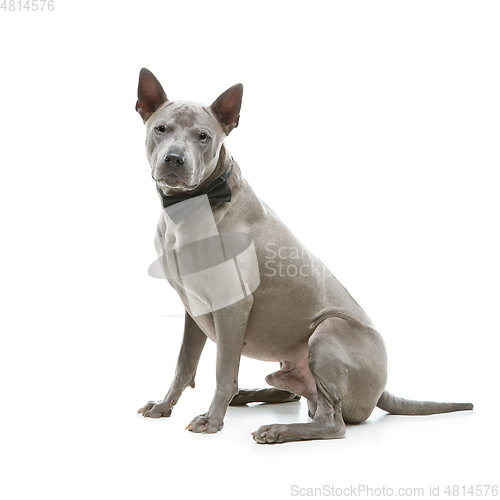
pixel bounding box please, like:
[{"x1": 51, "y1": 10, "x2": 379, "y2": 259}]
[
  {"x1": 218, "y1": 145, "x2": 242, "y2": 198},
  {"x1": 199, "y1": 144, "x2": 240, "y2": 193}
]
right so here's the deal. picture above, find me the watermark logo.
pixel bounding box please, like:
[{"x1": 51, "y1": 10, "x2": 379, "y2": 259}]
[
  {"x1": 264, "y1": 243, "x2": 333, "y2": 279},
  {"x1": 289, "y1": 484, "x2": 499, "y2": 497},
  {"x1": 1, "y1": 0, "x2": 55, "y2": 11},
  {"x1": 148, "y1": 195, "x2": 260, "y2": 317}
]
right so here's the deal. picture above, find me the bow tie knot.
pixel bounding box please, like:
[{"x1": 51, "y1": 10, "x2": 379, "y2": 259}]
[{"x1": 156, "y1": 164, "x2": 233, "y2": 209}]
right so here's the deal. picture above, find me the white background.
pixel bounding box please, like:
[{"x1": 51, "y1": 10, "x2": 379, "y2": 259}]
[{"x1": 1, "y1": 1, "x2": 499, "y2": 498}]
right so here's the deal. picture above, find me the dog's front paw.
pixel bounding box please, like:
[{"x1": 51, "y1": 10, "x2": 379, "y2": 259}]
[
  {"x1": 137, "y1": 399, "x2": 175, "y2": 418},
  {"x1": 185, "y1": 414, "x2": 224, "y2": 434}
]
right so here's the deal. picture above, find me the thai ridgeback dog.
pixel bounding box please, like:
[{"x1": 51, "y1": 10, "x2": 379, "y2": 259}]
[{"x1": 135, "y1": 68, "x2": 473, "y2": 443}]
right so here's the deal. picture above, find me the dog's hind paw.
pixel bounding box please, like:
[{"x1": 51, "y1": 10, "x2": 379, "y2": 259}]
[
  {"x1": 252, "y1": 419, "x2": 346, "y2": 443},
  {"x1": 252, "y1": 424, "x2": 287, "y2": 444}
]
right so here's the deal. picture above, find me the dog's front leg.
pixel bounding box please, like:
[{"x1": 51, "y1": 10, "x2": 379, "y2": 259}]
[
  {"x1": 186, "y1": 296, "x2": 253, "y2": 434},
  {"x1": 138, "y1": 311, "x2": 207, "y2": 418}
]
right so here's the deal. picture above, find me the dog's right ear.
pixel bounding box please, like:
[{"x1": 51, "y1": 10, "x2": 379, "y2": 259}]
[
  {"x1": 210, "y1": 83, "x2": 243, "y2": 135},
  {"x1": 135, "y1": 68, "x2": 168, "y2": 122}
]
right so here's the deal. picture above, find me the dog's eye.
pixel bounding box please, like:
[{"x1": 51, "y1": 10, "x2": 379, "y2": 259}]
[
  {"x1": 155, "y1": 125, "x2": 166, "y2": 134},
  {"x1": 199, "y1": 132, "x2": 210, "y2": 143}
]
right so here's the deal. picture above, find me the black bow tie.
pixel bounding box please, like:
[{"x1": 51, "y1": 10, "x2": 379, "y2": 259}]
[{"x1": 156, "y1": 164, "x2": 233, "y2": 209}]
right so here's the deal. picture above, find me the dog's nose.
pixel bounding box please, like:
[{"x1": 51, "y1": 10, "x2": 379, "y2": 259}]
[{"x1": 164, "y1": 152, "x2": 185, "y2": 167}]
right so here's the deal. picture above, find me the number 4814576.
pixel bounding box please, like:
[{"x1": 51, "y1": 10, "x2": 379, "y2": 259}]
[{"x1": 1, "y1": 0, "x2": 55, "y2": 11}]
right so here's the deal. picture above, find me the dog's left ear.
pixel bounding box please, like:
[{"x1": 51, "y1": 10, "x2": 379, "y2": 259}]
[
  {"x1": 136, "y1": 68, "x2": 168, "y2": 122},
  {"x1": 210, "y1": 83, "x2": 243, "y2": 135}
]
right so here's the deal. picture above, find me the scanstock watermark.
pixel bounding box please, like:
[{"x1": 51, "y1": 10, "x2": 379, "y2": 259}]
[
  {"x1": 290, "y1": 484, "x2": 499, "y2": 497},
  {"x1": 264, "y1": 243, "x2": 333, "y2": 279},
  {"x1": 148, "y1": 195, "x2": 260, "y2": 316}
]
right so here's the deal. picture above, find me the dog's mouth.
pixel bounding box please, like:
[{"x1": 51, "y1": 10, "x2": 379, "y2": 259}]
[{"x1": 156, "y1": 173, "x2": 199, "y2": 191}]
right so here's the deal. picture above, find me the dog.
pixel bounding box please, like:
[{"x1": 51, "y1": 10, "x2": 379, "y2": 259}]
[{"x1": 135, "y1": 68, "x2": 473, "y2": 443}]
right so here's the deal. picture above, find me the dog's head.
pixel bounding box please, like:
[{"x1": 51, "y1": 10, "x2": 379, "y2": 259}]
[{"x1": 136, "y1": 68, "x2": 243, "y2": 194}]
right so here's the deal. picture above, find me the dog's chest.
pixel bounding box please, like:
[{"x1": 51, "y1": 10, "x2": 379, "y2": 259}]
[
  {"x1": 155, "y1": 197, "x2": 216, "y2": 312},
  {"x1": 155, "y1": 196, "x2": 259, "y2": 323}
]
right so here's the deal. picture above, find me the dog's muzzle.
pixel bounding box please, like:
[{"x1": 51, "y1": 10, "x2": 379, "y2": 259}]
[{"x1": 154, "y1": 148, "x2": 198, "y2": 188}]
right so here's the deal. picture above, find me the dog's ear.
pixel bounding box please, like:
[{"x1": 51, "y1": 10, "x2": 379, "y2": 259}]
[
  {"x1": 136, "y1": 68, "x2": 168, "y2": 122},
  {"x1": 210, "y1": 83, "x2": 243, "y2": 134}
]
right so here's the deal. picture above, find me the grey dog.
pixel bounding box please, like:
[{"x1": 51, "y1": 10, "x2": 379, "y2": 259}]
[{"x1": 136, "y1": 68, "x2": 473, "y2": 443}]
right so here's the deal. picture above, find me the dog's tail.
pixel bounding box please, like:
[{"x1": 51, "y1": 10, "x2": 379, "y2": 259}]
[{"x1": 376, "y1": 390, "x2": 473, "y2": 416}]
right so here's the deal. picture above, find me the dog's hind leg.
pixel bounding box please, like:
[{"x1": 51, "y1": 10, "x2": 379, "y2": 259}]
[
  {"x1": 230, "y1": 388, "x2": 300, "y2": 406},
  {"x1": 252, "y1": 317, "x2": 387, "y2": 443}
]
